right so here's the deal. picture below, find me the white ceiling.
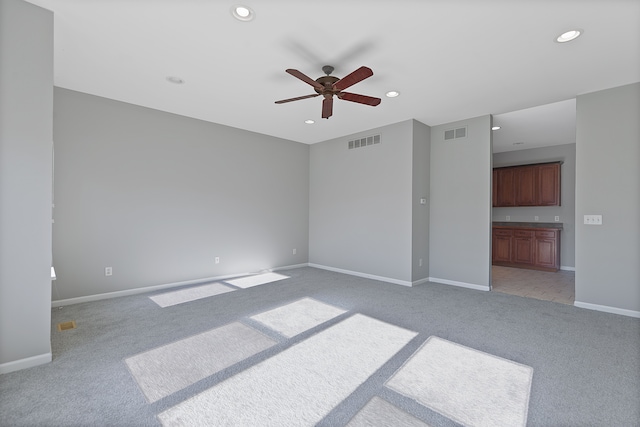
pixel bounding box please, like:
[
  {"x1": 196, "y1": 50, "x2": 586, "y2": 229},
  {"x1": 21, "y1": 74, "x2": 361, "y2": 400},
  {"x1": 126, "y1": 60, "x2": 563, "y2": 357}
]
[
  {"x1": 492, "y1": 99, "x2": 576, "y2": 153},
  {"x1": 25, "y1": 0, "x2": 640, "y2": 146}
]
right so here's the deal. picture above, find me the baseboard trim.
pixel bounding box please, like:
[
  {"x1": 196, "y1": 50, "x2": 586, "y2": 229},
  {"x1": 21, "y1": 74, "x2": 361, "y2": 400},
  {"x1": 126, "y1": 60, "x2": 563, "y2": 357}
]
[
  {"x1": 308, "y1": 264, "x2": 412, "y2": 287},
  {"x1": 51, "y1": 264, "x2": 310, "y2": 307},
  {"x1": 412, "y1": 277, "x2": 431, "y2": 286},
  {"x1": 271, "y1": 263, "x2": 310, "y2": 272},
  {"x1": 560, "y1": 266, "x2": 576, "y2": 271},
  {"x1": 428, "y1": 277, "x2": 491, "y2": 292},
  {"x1": 574, "y1": 301, "x2": 640, "y2": 318},
  {"x1": 0, "y1": 352, "x2": 52, "y2": 375}
]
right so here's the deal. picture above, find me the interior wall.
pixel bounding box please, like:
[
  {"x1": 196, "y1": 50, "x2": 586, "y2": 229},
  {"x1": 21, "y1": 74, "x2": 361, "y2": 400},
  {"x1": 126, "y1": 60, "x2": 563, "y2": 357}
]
[
  {"x1": 429, "y1": 115, "x2": 492, "y2": 290},
  {"x1": 575, "y1": 82, "x2": 640, "y2": 315},
  {"x1": 493, "y1": 143, "x2": 576, "y2": 268},
  {"x1": 52, "y1": 88, "x2": 309, "y2": 300},
  {"x1": 411, "y1": 120, "x2": 431, "y2": 282},
  {"x1": 0, "y1": 0, "x2": 53, "y2": 372},
  {"x1": 309, "y1": 120, "x2": 414, "y2": 284}
]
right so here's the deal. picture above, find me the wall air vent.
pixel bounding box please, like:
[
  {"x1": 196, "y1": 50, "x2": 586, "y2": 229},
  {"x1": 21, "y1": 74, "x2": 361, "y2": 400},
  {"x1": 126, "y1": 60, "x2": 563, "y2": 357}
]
[
  {"x1": 348, "y1": 134, "x2": 381, "y2": 150},
  {"x1": 444, "y1": 126, "x2": 467, "y2": 140}
]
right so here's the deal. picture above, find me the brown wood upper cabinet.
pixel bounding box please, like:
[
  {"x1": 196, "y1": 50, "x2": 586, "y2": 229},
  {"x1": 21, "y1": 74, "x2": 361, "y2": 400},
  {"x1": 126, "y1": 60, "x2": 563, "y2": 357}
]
[{"x1": 493, "y1": 162, "x2": 561, "y2": 207}]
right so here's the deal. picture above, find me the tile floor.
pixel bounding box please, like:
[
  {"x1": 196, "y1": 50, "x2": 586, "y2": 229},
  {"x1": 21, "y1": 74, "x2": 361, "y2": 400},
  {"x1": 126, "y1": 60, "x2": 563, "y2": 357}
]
[{"x1": 491, "y1": 265, "x2": 575, "y2": 305}]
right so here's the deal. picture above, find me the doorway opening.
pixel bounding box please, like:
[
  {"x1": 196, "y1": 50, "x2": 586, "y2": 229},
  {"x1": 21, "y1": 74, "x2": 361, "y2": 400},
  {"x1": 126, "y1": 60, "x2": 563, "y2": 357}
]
[{"x1": 490, "y1": 100, "x2": 576, "y2": 304}]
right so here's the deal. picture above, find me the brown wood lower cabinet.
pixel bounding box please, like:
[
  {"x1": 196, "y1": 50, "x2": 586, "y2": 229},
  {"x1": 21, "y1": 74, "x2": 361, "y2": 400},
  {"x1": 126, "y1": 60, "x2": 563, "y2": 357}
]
[{"x1": 492, "y1": 226, "x2": 560, "y2": 272}]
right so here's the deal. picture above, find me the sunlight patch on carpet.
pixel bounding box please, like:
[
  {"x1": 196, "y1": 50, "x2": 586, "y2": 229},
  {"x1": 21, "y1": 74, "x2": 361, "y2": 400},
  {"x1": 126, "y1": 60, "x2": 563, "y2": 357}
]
[
  {"x1": 225, "y1": 272, "x2": 289, "y2": 289},
  {"x1": 158, "y1": 314, "x2": 417, "y2": 426},
  {"x1": 250, "y1": 297, "x2": 347, "y2": 337},
  {"x1": 386, "y1": 336, "x2": 533, "y2": 427},
  {"x1": 125, "y1": 322, "x2": 275, "y2": 403},
  {"x1": 149, "y1": 282, "x2": 235, "y2": 307},
  {"x1": 346, "y1": 396, "x2": 431, "y2": 427}
]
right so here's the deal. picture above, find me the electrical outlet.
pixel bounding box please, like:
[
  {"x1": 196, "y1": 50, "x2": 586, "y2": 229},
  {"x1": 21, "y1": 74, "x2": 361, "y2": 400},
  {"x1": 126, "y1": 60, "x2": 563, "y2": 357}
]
[
  {"x1": 555, "y1": 216, "x2": 560, "y2": 221},
  {"x1": 534, "y1": 216, "x2": 539, "y2": 221},
  {"x1": 105, "y1": 267, "x2": 112, "y2": 276},
  {"x1": 215, "y1": 257, "x2": 220, "y2": 264},
  {"x1": 292, "y1": 248, "x2": 297, "y2": 255},
  {"x1": 506, "y1": 215, "x2": 510, "y2": 221},
  {"x1": 419, "y1": 258, "x2": 423, "y2": 267}
]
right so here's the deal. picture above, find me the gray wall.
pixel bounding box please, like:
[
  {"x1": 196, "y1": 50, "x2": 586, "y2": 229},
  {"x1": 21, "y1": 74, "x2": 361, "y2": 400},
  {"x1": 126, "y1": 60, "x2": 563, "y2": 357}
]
[
  {"x1": 429, "y1": 115, "x2": 492, "y2": 289},
  {"x1": 53, "y1": 88, "x2": 309, "y2": 300},
  {"x1": 309, "y1": 120, "x2": 416, "y2": 283},
  {"x1": 411, "y1": 120, "x2": 431, "y2": 281},
  {"x1": 493, "y1": 143, "x2": 576, "y2": 268},
  {"x1": 575, "y1": 83, "x2": 640, "y2": 314},
  {"x1": 0, "y1": 0, "x2": 53, "y2": 372}
]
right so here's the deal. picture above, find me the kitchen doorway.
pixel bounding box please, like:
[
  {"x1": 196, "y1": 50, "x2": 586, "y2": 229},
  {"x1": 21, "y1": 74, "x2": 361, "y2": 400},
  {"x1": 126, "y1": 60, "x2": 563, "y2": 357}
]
[{"x1": 491, "y1": 100, "x2": 577, "y2": 304}]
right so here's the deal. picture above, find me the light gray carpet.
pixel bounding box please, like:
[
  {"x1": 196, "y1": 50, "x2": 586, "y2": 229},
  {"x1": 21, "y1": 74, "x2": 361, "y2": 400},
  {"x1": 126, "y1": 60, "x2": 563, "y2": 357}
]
[
  {"x1": 250, "y1": 297, "x2": 347, "y2": 337},
  {"x1": 158, "y1": 314, "x2": 416, "y2": 426},
  {"x1": 1, "y1": 267, "x2": 639, "y2": 426},
  {"x1": 225, "y1": 271, "x2": 289, "y2": 288},
  {"x1": 125, "y1": 322, "x2": 275, "y2": 402},
  {"x1": 149, "y1": 282, "x2": 236, "y2": 307},
  {"x1": 347, "y1": 397, "x2": 431, "y2": 427},
  {"x1": 386, "y1": 336, "x2": 533, "y2": 427}
]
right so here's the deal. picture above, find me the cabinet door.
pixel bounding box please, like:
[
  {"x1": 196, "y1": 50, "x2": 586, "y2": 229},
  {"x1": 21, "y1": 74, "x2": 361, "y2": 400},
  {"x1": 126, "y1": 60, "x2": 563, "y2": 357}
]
[
  {"x1": 495, "y1": 168, "x2": 515, "y2": 207},
  {"x1": 537, "y1": 163, "x2": 560, "y2": 206},
  {"x1": 513, "y1": 230, "x2": 534, "y2": 264},
  {"x1": 515, "y1": 165, "x2": 536, "y2": 206},
  {"x1": 492, "y1": 229, "x2": 512, "y2": 263},
  {"x1": 535, "y1": 230, "x2": 559, "y2": 269}
]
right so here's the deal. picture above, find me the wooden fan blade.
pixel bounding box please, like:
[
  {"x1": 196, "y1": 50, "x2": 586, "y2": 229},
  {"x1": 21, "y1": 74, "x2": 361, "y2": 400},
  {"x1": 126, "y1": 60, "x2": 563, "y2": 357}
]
[
  {"x1": 332, "y1": 66, "x2": 373, "y2": 91},
  {"x1": 286, "y1": 69, "x2": 324, "y2": 91},
  {"x1": 322, "y1": 97, "x2": 333, "y2": 119},
  {"x1": 275, "y1": 93, "x2": 320, "y2": 104},
  {"x1": 338, "y1": 92, "x2": 381, "y2": 106}
]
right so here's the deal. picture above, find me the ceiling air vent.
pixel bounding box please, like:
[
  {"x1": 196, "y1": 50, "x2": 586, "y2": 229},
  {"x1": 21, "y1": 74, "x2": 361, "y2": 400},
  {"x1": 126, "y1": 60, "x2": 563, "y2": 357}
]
[
  {"x1": 444, "y1": 126, "x2": 467, "y2": 140},
  {"x1": 348, "y1": 134, "x2": 381, "y2": 150}
]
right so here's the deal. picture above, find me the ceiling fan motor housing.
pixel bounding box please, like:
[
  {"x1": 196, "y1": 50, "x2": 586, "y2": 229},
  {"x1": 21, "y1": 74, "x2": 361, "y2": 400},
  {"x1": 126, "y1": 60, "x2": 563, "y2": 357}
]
[{"x1": 315, "y1": 75, "x2": 340, "y2": 97}]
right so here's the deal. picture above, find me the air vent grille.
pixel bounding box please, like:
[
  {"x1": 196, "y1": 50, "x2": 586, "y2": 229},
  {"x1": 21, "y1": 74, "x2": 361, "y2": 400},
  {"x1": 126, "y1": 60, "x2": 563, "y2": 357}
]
[
  {"x1": 57, "y1": 321, "x2": 76, "y2": 331},
  {"x1": 348, "y1": 134, "x2": 381, "y2": 150},
  {"x1": 444, "y1": 126, "x2": 467, "y2": 140}
]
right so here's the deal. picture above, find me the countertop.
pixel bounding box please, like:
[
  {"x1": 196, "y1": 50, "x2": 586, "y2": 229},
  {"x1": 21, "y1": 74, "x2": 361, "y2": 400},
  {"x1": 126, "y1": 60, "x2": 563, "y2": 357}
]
[{"x1": 493, "y1": 222, "x2": 563, "y2": 229}]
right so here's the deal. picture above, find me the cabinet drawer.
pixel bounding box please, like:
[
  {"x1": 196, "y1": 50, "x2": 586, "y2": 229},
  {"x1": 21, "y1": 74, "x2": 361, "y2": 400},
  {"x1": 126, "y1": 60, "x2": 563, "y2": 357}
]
[
  {"x1": 494, "y1": 229, "x2": 513, "y2": 237},
  {"x1": 514, "y1": 230, "x2": 534, "y2": 238},
  {"x1": 536, "y1": 230, "x2": 556, "y2": 238}
]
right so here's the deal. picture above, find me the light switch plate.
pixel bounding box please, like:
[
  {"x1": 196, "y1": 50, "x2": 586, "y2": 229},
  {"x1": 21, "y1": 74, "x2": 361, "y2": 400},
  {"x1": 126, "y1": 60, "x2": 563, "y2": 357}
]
[{"x1": 584, "y1": 215, "x2": 603, "y2": 225}]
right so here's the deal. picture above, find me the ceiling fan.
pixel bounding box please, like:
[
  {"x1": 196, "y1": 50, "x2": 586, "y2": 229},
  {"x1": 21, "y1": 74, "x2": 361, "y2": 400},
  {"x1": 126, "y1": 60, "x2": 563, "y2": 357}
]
[{"x1": 275, "y1": 65, "x2": 381, "y2": 119}]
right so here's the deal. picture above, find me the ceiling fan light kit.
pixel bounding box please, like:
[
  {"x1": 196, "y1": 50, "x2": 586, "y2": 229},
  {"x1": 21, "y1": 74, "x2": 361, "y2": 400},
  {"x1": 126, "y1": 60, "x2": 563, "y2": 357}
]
[{"x1": 275, "y1": 65, "x2": 381, "y2": 119}]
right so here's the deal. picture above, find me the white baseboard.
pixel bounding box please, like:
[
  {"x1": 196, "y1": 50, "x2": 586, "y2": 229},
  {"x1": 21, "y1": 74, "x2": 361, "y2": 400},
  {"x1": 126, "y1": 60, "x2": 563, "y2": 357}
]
[
  {"x1": 51, "y1": 263, "x2": 314, "y2": 307},
  {"x1": 428, "y1": 277, "x2": 491, "y2": 292},
  {"x1": 412, "y1": 277, "x2": 431, "y2": 286},
  {"x1": 574, "y1": 301, "x2": 640, "y2": 318},
  {"x1": 0, "y1": 352, "x2": 52, "y2": 375},
  {"x1": 271, "y1": 263, "x2": 310, "y2": 272},
  {"x1": 560, "y1": 266, "x2": 576, "y2": 271},
  {"x1": 308, "y1": 264, "x2": 412, "y2": 287}
]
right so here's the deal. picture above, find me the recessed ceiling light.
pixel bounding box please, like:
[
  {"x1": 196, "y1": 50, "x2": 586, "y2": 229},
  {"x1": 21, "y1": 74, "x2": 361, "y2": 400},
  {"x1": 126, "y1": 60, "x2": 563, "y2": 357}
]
[
  {"x1": 231, "y1": 5, "x2": 255, "y2": 21},
  {"x1": 166, "y1": 76, "x2": 184, "y2": 84},
  {"x1": 492, "y1": 126, "x2": 501, "y2": 131},
  {"x1": 386, "y1": 91, "x2": 400, "y2": 98},
  {"x1": 304, "y1": 119, "x2": 315, "y2": 124},
  {"x1": 555, "y1": 29, "x2": 582, "y2": 43}
]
